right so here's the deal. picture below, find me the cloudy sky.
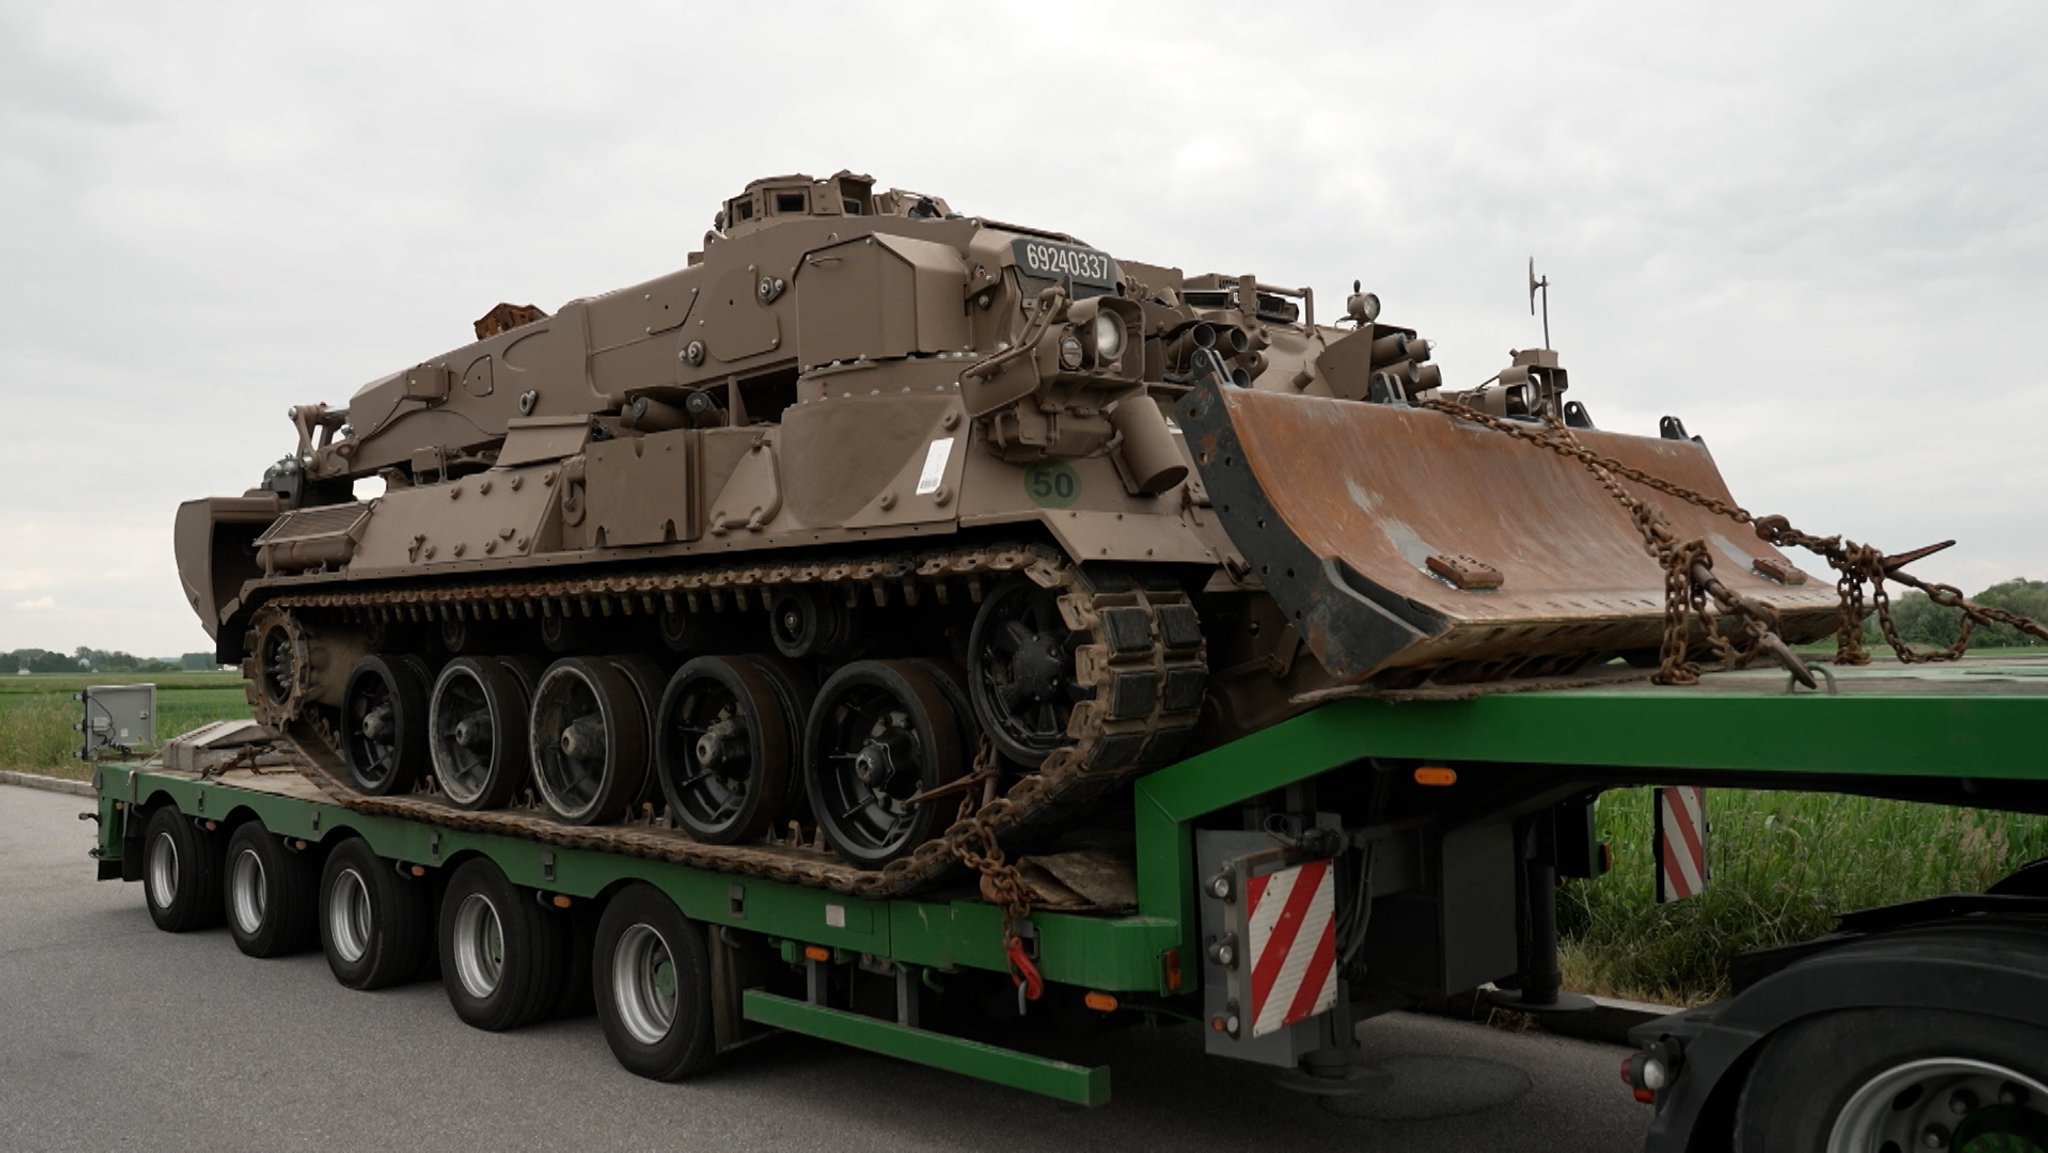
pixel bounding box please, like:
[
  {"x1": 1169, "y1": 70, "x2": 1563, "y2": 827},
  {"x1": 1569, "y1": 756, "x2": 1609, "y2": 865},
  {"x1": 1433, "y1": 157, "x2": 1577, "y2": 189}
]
[{"x1": 2, "y1": 1, "x2": 2042, "y2": 658}]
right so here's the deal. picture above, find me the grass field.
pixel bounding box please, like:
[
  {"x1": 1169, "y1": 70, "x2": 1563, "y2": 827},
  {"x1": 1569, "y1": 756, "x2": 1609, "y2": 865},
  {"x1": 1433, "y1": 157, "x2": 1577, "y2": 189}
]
[
  {"x1": 1559, "y1": 787, "x2": 2048, "y2": 1003},
  {"x1": 0, "y1": 672, "x2": 249, "y2": 780}
]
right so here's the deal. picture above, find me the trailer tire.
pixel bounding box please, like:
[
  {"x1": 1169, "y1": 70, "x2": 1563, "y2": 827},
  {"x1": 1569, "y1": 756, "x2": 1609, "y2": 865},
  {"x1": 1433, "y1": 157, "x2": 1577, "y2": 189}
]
[
  {"x1": 223, "y1": 821, "x2": 317, "y2": 957},
  {"x1": 594, "y1": 884, "x2": 718, "y2": 1081},
  {"x1": 1733, "y1": 1007, "x2": 2048, "y2": 1151},
  {"x1": 438, "y1": 858, "x2": 570, "y2": 1031},
  {"x1": 142, "y1": 805, "x2": 224, "y2": 933},
  {"x1": 319, "y1": 838, "x2": 434, "y2": 990}
]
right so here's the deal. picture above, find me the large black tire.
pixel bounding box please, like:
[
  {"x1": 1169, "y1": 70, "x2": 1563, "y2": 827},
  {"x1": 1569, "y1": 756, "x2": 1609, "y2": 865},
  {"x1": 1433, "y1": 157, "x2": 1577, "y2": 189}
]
[
  {"x1": 223, "y1": 820, "x2": 317, "y2": 957},
  {"x1": 141, "y1": 805, "x2": 224, "y2": 932},
  {"x1": 593, "y1": 884, "x2": 719, "y2": 1081},
  {"x1": 341, "y1": 654, "x2": 432, "y2": 796},
  {"x1": 437, "y1": 858, "x2": 570, "y2": 1031},
  {"x1": 318, "y1": 838, "x2": 434, "y2": 990},
  {"x1": 1734, "y1": 1007, "x2": 2048, "y2": 1151}
]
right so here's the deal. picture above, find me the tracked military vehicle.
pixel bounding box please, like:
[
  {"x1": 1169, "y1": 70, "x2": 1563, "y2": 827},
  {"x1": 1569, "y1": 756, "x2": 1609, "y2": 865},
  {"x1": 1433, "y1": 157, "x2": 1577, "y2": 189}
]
[{"x1": 174, "y1": 170, "x2": 1838, "y2": 883}]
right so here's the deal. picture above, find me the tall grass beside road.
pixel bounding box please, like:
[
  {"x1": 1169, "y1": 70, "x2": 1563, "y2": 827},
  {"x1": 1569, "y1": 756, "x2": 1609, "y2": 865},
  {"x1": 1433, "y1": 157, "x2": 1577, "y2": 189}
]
[
  {"x1": 1560, "y1": 787, "x2": 2048, "y2": 1004},
  {"x1": 0, "y1": 672, "x2": 250, "y2": 779}
]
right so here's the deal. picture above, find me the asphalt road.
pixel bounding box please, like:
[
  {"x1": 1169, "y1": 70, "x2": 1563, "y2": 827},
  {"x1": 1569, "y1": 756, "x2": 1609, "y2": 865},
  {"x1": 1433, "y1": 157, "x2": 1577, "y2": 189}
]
[{"x1": 0, "y1": 783, "x2": 1651, "y2": 1152}]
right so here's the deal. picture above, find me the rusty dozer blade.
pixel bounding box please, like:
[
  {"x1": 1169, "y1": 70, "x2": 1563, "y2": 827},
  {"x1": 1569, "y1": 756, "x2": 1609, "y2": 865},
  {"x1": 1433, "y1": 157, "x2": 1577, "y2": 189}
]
[{"x1": 1175, "y1": 380, "x2": 1842, "y2": 684}]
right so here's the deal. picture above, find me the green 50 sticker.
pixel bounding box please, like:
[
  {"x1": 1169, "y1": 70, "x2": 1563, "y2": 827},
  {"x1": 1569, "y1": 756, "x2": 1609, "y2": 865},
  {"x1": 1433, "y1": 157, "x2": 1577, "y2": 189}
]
[{"x1": 1024, "y1": 461, "x2": 1080, "y2": 508}]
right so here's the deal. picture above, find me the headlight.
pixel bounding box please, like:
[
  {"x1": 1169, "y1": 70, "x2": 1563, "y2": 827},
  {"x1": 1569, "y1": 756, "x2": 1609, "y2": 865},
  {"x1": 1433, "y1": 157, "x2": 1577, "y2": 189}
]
[
  {"x1": 1092, "y1": 312, "x2": 1126, "y2": 361},
  {"x1": 1058, "y1": 332, "x2": 1086, "y2": 370}
]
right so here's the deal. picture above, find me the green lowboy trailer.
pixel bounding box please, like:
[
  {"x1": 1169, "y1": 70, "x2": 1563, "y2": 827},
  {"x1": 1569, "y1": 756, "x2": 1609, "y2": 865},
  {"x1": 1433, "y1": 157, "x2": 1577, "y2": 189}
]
[{"x1": 88, "y1": 659, "x2": 2048, "y2": 1152}]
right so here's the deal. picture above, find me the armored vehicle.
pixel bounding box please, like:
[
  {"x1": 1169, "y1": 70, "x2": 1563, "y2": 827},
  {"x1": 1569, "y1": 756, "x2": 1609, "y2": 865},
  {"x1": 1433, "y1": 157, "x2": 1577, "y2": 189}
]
[{"x1": 175, "y1": 170, "x2": 1837, "y2": 881}]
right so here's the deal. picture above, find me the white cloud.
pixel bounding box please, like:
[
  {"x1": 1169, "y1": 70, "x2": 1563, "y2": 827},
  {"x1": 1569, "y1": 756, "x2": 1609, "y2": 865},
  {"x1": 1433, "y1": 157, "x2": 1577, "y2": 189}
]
[
  {"x1": 1, "y1": 0, "x2": 2043, "y2": 657},
  {"x1": 12, "y1": 596, "x2": 56, "y2": 612}
]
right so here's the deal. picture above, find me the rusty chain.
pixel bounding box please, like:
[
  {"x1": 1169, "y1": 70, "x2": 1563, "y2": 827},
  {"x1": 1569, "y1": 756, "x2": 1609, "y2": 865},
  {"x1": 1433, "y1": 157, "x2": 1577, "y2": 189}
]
[
  {"x1": 944, "y1": 737, "x2": 1045, "y2": 1003},
  {"x1": 1417, "y1": 396, "x2": 2047, "y2": 676}
]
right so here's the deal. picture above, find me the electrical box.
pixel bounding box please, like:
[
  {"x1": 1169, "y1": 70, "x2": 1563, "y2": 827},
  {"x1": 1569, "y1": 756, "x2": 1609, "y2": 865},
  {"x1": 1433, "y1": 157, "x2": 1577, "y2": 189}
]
[{"x1": 75, "y1": 683, "x2": 156, "y2": 758}]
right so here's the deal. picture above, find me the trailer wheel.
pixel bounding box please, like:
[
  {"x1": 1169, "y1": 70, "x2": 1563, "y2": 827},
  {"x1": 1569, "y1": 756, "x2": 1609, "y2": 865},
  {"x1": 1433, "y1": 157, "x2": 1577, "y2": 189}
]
[
  {"x1": 1733, "y1": 1007, "x2": 2048, "y2": 1152},
  {"x1": 223, "y1": 821, "x2": 316, "y2": 957},
  {"x1": 593, "y1": 884, "x2": 718, "y2": 1081},
  {"x1": 142, "y1": 805, "x2": 223, "y2": 932},
  {"x1": 319, "y1": 838, "x2": 433, "y2": 990},
  {"x1": 437, "y1": 858, "x2": 569, "y2": 1031}
]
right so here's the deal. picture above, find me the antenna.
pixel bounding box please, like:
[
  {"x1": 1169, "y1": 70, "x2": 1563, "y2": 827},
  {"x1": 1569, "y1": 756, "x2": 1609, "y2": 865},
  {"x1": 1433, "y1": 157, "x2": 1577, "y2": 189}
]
[{"x1": 1528, "y1": 257, "x2": 1551, "y2": 349}]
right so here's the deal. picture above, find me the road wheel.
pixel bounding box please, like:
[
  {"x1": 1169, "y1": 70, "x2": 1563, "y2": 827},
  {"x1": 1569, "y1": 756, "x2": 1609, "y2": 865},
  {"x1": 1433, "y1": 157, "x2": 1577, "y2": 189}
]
[
  {"x1": 340, "y1": 655, "x2": 431, "y2": 796},
  {"x1": 655, "y1": 656, "x2": 793, "y2": 845},
  {"x1": 142, "y1": 805, "x2": 223, "y2": 932},
  {"x1": 318, "y1": 838, "x2": 433, "y2": 990},
  {"x1": 427, "y1": 657, "x2": 531, "y2": 810},
  {"x1": 804, "y1": 660, "x2": 962, "y2": 868},
  {"x1": 438, "y1": 858, "x2": 569, "y2": 1031},
  {"x1": 594, "y1": 884, "x2": 718, "y2": 1081},
  {"x1": 1734, "y1": 1007, "x2": 2048, "y2": 1151},
  {"x1": 529, "y1": 657, "x2": 647, "y2": 825},
  {"x1": 223, "y1": 821, "x2": 316, "y2": 957}
]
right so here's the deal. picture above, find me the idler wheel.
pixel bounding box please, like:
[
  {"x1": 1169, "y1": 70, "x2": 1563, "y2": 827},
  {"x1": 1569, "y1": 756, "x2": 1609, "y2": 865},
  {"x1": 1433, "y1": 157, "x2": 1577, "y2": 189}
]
[
  {"x1": 427, "y1": 657, "x2": 532, "y2": 810},
  {"x1": 804, "y1": 660, "x2": 962, "y2": 868},
  {"x1": 340, "y1": 654, "x2": 431, "y2": 796},
  {"x1": 967, "y1": 578, "x2": 1089, "y2": 765},
  {"x1": 654, "y1": 656, "x2": 795, "y2": 845},
  {"x1": 528, "y1": 657, "x2": 647, "y2": 825}
]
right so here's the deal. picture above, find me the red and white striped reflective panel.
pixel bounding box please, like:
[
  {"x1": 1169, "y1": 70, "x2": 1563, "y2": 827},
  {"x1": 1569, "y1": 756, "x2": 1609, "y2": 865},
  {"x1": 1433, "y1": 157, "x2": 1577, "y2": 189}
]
[
  {"x1": 1655, "y1": 785, "x2": 1710, "y2": 903},
  {"x1": 1244, "y1": 859, "x2": 1339, "y2": 1037}
]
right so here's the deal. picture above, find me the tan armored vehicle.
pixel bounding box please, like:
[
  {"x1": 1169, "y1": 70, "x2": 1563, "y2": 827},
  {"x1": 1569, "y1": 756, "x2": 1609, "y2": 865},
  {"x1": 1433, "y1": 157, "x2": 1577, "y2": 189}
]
[{"x1": 175, "y1": 170, "x2": 1837, "y2": 881}]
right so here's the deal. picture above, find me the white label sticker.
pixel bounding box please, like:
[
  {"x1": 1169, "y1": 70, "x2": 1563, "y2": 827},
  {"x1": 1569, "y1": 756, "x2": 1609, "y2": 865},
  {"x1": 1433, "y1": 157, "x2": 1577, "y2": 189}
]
[
  {"x1": 915, "y1": 437, "x2": 953, "y2": 496},
  {"x1": 825, "y1": 904, "x2": 846, "y2": 929}
]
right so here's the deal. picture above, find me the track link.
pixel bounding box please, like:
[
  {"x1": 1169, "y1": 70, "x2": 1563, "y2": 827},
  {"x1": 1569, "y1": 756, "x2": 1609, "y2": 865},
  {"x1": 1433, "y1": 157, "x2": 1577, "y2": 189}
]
[{"x1": 254, "y1": 543, "x2": 1206, "y2": 898}]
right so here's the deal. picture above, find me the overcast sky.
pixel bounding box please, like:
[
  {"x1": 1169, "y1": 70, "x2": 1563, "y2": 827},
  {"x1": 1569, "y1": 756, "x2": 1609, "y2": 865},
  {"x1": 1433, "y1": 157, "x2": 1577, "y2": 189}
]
[{"x1": 2, "y1": 0, "x2": 2043, "y2": 658}]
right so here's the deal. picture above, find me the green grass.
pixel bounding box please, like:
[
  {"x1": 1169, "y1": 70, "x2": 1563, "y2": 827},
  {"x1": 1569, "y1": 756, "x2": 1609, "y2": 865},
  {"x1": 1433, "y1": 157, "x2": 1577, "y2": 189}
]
[
  {"x1": 1559, "y1": 788, "x2": 2048, "y2": 1004},
  {"x1": 0, "y1": 671, "x2": 250, "y2": 780}
]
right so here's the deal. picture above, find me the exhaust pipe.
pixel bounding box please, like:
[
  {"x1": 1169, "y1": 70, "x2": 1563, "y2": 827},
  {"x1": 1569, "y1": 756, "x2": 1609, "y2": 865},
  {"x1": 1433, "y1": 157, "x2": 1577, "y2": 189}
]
[{"x1": 1109, "y1": 397, "x2": 1189, "y2": 494}]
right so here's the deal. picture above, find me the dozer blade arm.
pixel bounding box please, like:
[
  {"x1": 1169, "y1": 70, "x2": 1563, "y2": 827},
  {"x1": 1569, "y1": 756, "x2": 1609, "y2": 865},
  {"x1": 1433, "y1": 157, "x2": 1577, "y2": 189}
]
[{"x1": 1175, "y1": 380, "x2": 1839, "y2": 685}]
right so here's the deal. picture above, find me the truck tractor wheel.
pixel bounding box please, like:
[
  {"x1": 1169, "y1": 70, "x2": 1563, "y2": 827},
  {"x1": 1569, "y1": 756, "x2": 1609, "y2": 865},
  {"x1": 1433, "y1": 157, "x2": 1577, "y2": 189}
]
[
  {"x1": 223, "y1": 820, "x2": 316, "y2": 957},
  {"x1": 609, "y1": 654, "x2": 671, "y2": 813},
  {"x1": 340, "y1": 655, "x2": 431, "y2": 796},
  {"x1": 967, "y1": 578, "x2": 1089, "y2": 765},
  {"x1": 318, "y1": 837, "x2": 434, "y2": 990},
  {"x1": 1733, "y1": 1007, "x2": 2048, "y2": 1152},
  {"x1": 804, "y1": 660, "x2": 964, "y2": 868},
  {"x1": 654, "y1": 656, "x2": 793, "y2": 845},
  {"x1": 593, "y1": 883, "x2": 718, "y2": 1081},
  {"x1": 529, "y1": 657, "x2": 648, "y2": 825},
  {"x1": 437, "y1": 858, "x2": 570, "y2": 1031},
  {"x1": 427, "y1": 657, "x2": 531, "y2": 810},
  {"x1": 142, "y1": 805, "x2": 224, "y2": 933}
]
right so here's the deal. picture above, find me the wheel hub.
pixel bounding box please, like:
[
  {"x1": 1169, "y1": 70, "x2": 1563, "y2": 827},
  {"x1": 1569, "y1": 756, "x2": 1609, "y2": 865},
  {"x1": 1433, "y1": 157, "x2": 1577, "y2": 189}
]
[
  {"x1": 1009, "y1": 634, "x2": 1066, "y2": 701},
  {"x1": 853, "y1": 730, "x2": 914, "y2": 789},
  {"x1": 453, "y1": 715, "x2": 488, "y2": 748},
  {"x1": 361, "y1": 702, "x2": 393, "y2": 741},
  {"x1": 695, "y1": 718, "x2": 744, "y2": 776},
  {"x1": 560, "y1": 717, "x2": 605, "y2": 760}
]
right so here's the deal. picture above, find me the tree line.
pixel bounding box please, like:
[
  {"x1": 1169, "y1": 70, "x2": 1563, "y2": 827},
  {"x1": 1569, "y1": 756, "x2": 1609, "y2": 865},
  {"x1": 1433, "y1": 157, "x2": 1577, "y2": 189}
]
[
  {"x1": 1860, "y1": 578, "x2": 2047, "y2": 649},
  {"x1": 6, "y1": 647, "x2": 217, "y2": 674}
]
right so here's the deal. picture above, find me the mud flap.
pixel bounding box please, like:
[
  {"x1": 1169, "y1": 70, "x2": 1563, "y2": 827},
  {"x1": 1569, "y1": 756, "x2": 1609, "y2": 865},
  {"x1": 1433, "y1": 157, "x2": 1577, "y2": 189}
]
[{"x1": 1175, "y1": 378, "x2": 1838, "y2": 684}]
